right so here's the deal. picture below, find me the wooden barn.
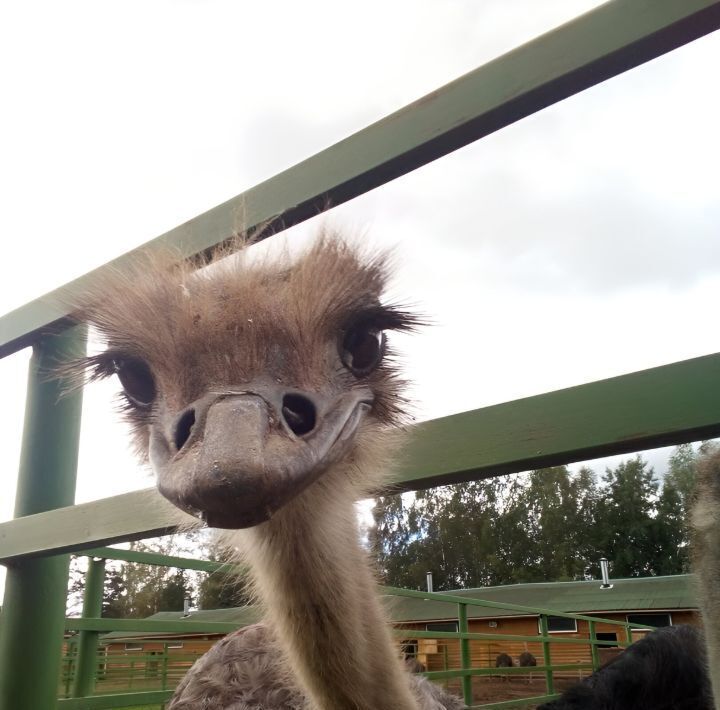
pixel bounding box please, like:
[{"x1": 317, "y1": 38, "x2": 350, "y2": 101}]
[
  {"x1": 100, "y1": 573, "x2": 698, "y2": 680},
  {"x1": 391, "y1": 574, "x2": 699, "y2": 675}
]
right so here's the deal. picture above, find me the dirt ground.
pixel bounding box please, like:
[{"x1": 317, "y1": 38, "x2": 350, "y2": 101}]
[{"x1": 439, "y1": 675, "x2": 585, "y2": 707}]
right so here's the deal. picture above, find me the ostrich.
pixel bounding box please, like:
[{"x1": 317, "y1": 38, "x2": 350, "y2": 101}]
[
  {"x1": 73, "y1": 232, "x2": 465, "y2": 710},
  {"x1": 535, "y1": 625, "x2": 712, "y2": 709},
  {"x1": 517, "y1": 650, "x2": 536, "y2": 684},
  {"x1": 692, "y1": 445, "x2": 720, "y2": 710},
  {"x1": 494, "y1": 652, "x2": 513, "y2": 682}
]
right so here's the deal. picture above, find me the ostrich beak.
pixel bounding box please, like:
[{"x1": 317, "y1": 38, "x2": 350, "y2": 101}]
[{"x1": 149, "y1": 385, "x2": 373, "y2": 528}]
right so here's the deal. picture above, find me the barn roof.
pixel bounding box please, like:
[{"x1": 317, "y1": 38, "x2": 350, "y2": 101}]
[
  {"x1": 101, "y1": 574, "x2": 697, "y2": 642},
  {"x1": 388, "y1": 573, "x2": 697, "y2": 622}
]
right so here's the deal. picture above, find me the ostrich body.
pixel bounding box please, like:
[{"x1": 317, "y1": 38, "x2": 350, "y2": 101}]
[
  {"x1": 536, "y1": 625, "x2": 712, "y2": 710},
  {"x1": 494, "y1": 653, "x2": 512, "y2": 669},
  {"x1": 517, "y1": 651, "x2": 536, "y2": 668},
  {"x1": 517, "y1": 651, "x2": 536, "y2": 684},
  {"x1": 494, "y1": 653, "x2": 512, "y2": 682},
  {"x1": 75, "y1": 234, "x2": 464, "y2": 710}
]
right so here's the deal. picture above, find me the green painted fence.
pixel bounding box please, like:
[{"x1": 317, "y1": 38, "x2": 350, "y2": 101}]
[{"x1": 55, "y1": 545, "x2": 653, "y2": 709}]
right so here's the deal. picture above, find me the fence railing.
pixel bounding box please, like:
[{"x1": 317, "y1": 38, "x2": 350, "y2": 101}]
[
  {"x1": 53, "y1": 546, "x2": 656, "y2": 709},
  {"x1": 1, "y1": 1, "x2": 720, "y2": 708}
]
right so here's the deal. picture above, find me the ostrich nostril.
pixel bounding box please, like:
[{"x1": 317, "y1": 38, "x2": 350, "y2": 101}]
[
  {"x1": 281, "y1": 393, "x2": 316, "y2": 436},
  {"x1": 174, "y1": 408, "x2": 196, "y2": 452}
]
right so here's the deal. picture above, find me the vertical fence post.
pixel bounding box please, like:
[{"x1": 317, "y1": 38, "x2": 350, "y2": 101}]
[
  {"x1": 0, "y1": 327, "x2": 86, "y2": 710},
  {"x1": 458, "y1": 602, "x2": 472, "y2": 706},
  {"x1": 71, "y1": 556, "x2": 106, "y2": 698},
  {"x1": 589, "y1": 620, "x2": 599, "y2": 671},
  {"x1": 162, "y1": 644, "x2": 169, "y2": 690},
  {"x1": 539, "y1": 615, "x2": 555, "y2": 695},
  {"x1": 625, "y1": 624, "x2": 633, "y2": 644}
]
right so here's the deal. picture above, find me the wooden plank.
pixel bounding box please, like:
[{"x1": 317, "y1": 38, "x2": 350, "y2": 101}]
[
  {"x1": 2, "y1": 0, "x2": 719, "y2": 358},
  {"x1": 1, "y1": 352, "x2": 720, "y2": 563}
]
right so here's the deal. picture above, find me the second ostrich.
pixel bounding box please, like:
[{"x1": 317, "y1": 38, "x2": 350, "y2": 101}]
[{"x1": 74, "y1": 233, "x2": 464, "y2": 709}]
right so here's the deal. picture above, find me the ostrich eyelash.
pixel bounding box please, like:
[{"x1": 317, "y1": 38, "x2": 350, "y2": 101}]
[{"x1": 342, "y1": 304, "x2": 425, "y2": 334}]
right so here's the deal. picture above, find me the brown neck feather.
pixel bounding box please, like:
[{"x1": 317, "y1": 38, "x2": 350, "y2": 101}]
[{"x1": 231, "y1": 477, "x2": 419, "y2": 710}]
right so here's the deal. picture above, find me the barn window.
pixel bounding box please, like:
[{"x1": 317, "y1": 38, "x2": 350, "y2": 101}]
[
  {"x1": 596, "y1": 632, "x2": 618, "y2": 647},
  {"x1": 124, "y1": 643, "x2": 143, "y2": 651},
  {"x1": 167, "y1": 642, "x2": 184, "y2": 649},
  {"x1": 626, "y1": 613, "x2": 671, "y2": 629},
  {"x1": 425, "y1": 622, "x2": 459, "y2": 633},
  {"x1": 543, "y1": 616, "x2": 577, "y2": 633}
]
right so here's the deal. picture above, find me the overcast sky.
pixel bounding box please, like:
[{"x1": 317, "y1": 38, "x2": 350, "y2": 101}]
[{"x1": 1, "y1": 1, "x2": 719, "y2": 597}]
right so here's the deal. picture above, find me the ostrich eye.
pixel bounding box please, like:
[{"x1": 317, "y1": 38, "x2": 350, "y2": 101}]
[
  {"x1": 113, "y1": 357, "x2": 156, "y2": 407},
  {"x1": 340, "y1": 325, "x2": 385, "y2": 376}
]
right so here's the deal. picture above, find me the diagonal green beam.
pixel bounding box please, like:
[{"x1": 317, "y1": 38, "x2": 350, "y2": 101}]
[
  {"x1": 65, "y1": 618, "x2": 242, "y2": 634},
  {"x1": 2, "y1": 0, "x2": 719, "y2": 359},
  {"x1": 79, "y1": 546, "x2": 235, "y2": 573},
  {"x1": 391, "y1": 350, "x2": 720, "y2": 491},
  {"x1": 2, "y1": 351, "x2": 720, "y2": 563}
]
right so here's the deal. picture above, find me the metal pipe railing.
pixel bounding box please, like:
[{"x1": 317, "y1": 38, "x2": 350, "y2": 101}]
[{"x1": 0, "y1": 327, "x2": 86, "y2": 709}]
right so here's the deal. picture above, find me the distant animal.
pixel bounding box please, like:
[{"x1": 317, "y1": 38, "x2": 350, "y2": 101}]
[
  {"x1": 74, "y1": 233, "x2": 464, "y2": 709},
  {"x1": 495, "y1": 652, "x2": 513, "y2": 682},
  {"x1": 518, "y1": 651, "x2": 536, "y2": 667},
  {"x1": 495, "y1": 653, "x2": 513, "y2": 668},
  {"x1": 518, "y1": 651, "x2": 536, "y2": 684},
  {"x1": 536, "y1": 625, "x2": 712, "y2": 709}
]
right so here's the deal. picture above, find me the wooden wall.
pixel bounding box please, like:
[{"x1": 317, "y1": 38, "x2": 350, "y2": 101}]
[{"x1": 397, "y1": 610, "x2": 700, "y2": 675}]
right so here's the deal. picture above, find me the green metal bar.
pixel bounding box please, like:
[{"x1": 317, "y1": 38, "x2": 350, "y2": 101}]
[
  {"x1": 589, "y1": 620, "x2": 600, "y2": 671},
  {"x1": 391, "y1": 351, "x2": 720, "y2": 491},
  {"x1": 71, "y1": 557, "x2": 106, "y2": 698},
  {"x1": 162, "y1": 645, "x2": 169, "y2": 691},
  {"x1": 80, "y1": 545, "x2": 237, "y2": 573},
  {"x1": 2, "y1": 0, "x2": 719, "y2": 360},
  {"x1": 0, "y1": 327, "x2": 86, "y2": 710},
  {"x1": 458, "y1": 603, "x2": 473, "y2": 706},
  {"x1": 0, "y1": 488, "x2": 199, "y2": 564},
  {"x1": 57, "y1": 689, "x2": 174, "y2": 709},
  {"x1": 539, "y1": 615, "x2": 555, "y2": 696},
  {"x1": 471, "y1": 696, "x2": 560, "y2": 709},
  {"x1": 4, "y1": 351, "x2": 720, "y2": 563},
  {"x1": 425, "y1": 663, "x2": 594, "y2": 680},
  {"x1": 65, "y1": 617, "x2": 243, "y2": 633},
  {"x1": 625, "y1": 624, "x2": 633, "y2": 643},
  {"x1": 387, "y1": 586, "x2": 658, "y2": 629},
  {"x1": 63, "y1": 639, "x2": 77, "y2": 699},
  {"x1": 396, "y1": 629, "x2": 633, "y2": 645}
]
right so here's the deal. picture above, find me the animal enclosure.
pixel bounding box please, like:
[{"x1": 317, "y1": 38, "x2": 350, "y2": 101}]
[{"x1": 1, "y1": 1, "x2": 720, "y2": 708}]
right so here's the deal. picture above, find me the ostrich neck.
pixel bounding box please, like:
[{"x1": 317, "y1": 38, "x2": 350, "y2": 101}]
[
  {"x1": 693, "y1": 494, "x2": 720, "y2": 710},
  {"x1": 238, "y1": 488, "x2": 420, "y2": 710}
]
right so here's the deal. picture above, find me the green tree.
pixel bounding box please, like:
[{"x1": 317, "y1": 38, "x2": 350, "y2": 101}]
[
  {"x1": 595, "y1": 456, "x2": 659, "y2": 577},
  {"x1": 197, "y1": 539, "x2": 250, "y2": 609},
  {"x1": 102, "y1": 569, "x2": 128, "y2": 618},
  {"x1": 665, "y1": 443, "x2": 698, "y2": 515},
  {"x1": 519, "y1": 466, "x2": 596, "y2": 582},
  {"x1": 652, "y1": 479, "x2": 688, "y2": 574}
]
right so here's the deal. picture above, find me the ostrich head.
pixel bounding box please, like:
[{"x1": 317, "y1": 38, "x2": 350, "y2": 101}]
[{"x1": 74, "y1": 232, "x2": 419, "y2": 529}]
